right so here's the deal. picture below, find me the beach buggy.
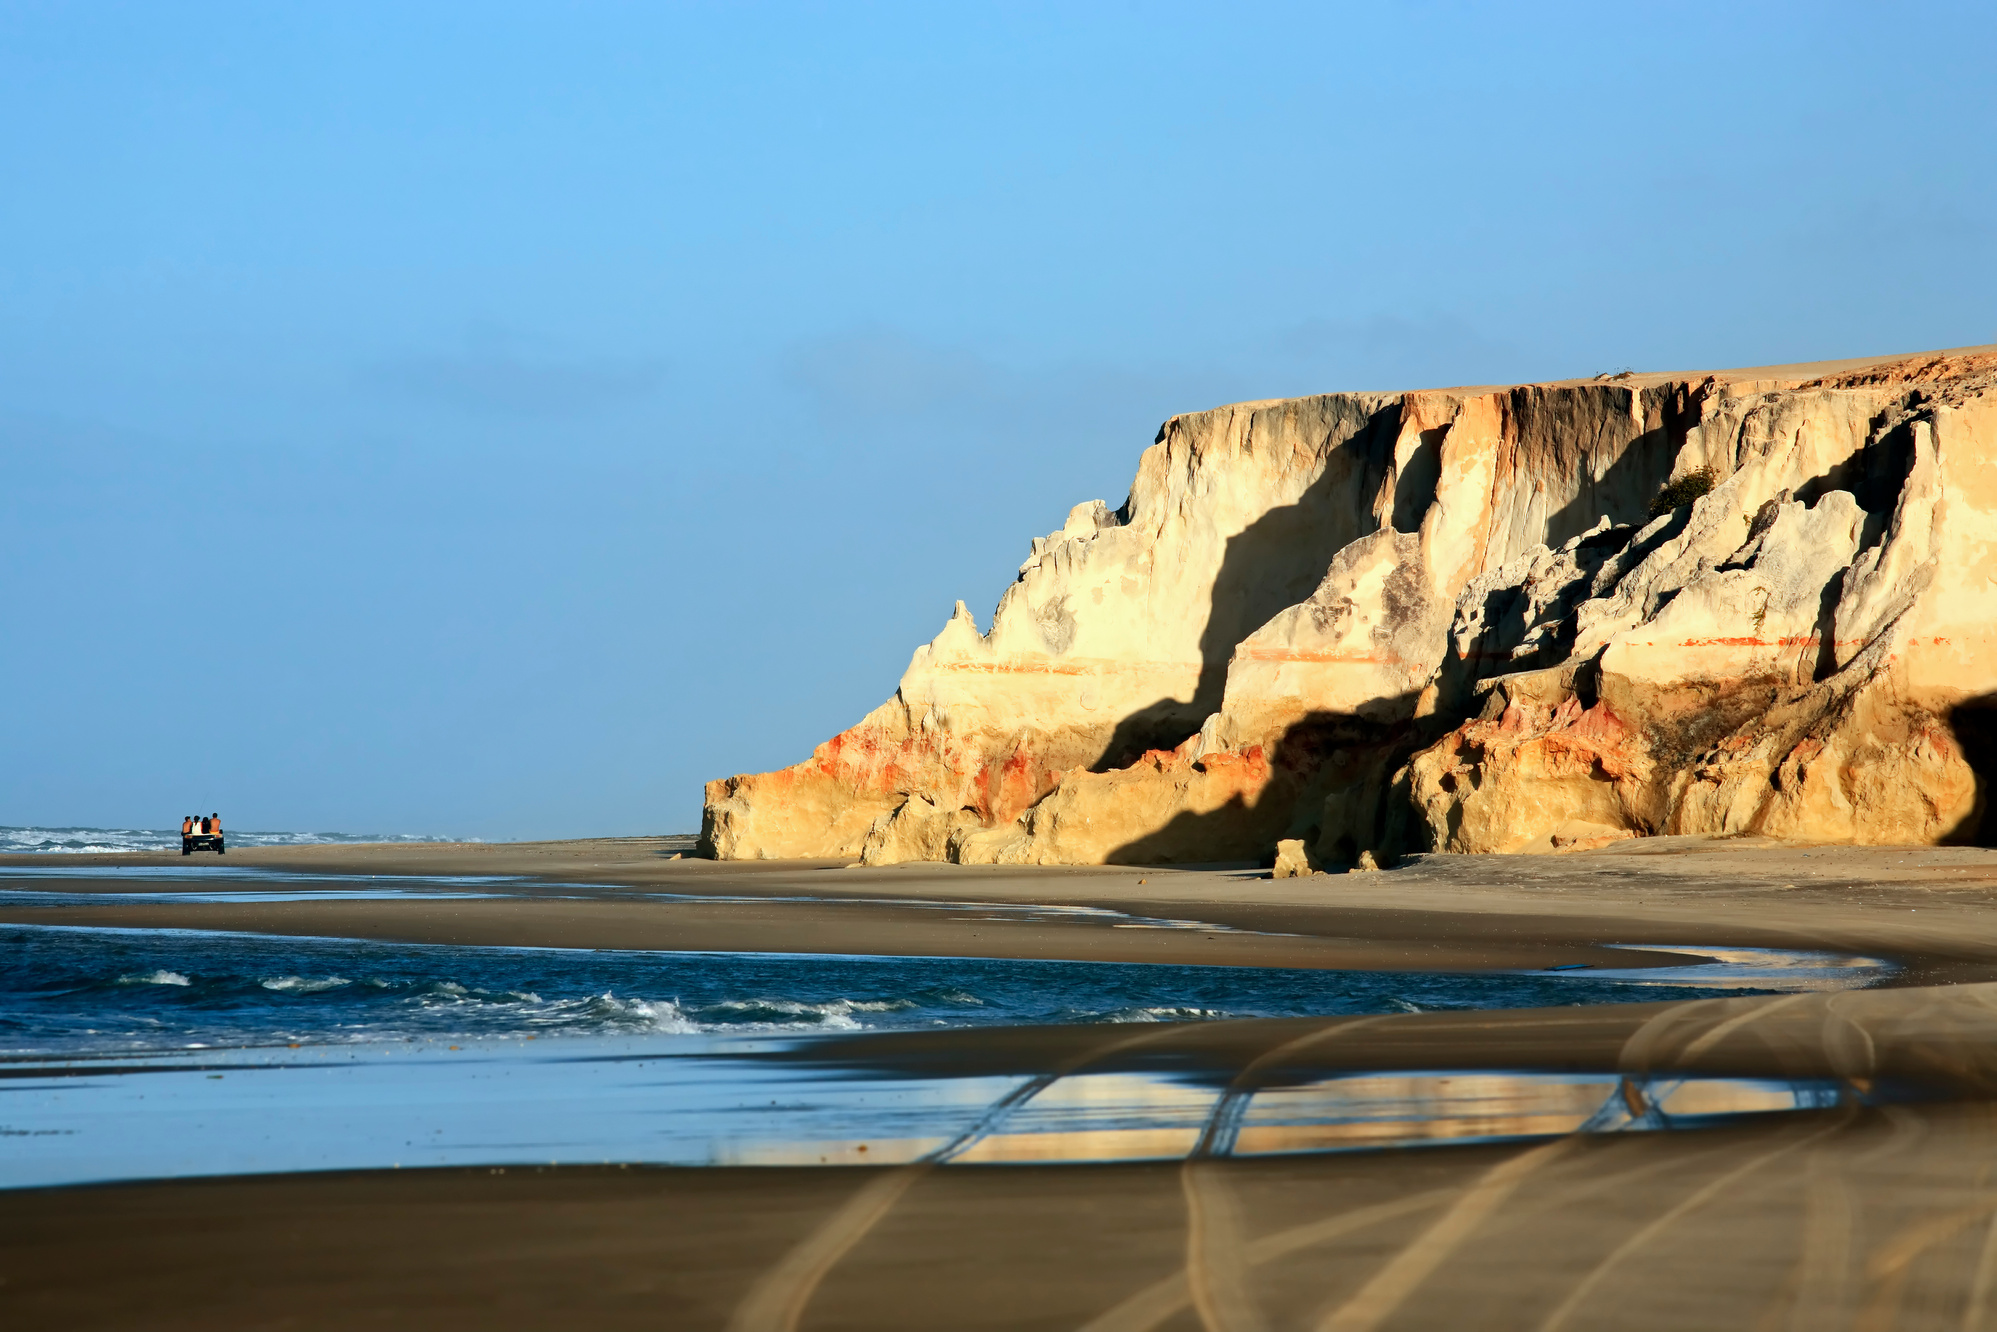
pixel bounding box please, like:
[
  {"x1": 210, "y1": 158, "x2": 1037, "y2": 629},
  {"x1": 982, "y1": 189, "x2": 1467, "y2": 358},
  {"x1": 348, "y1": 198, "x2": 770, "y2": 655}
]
[{"x1": 181, "y1": 814, "x2": 225, "y2": 856}]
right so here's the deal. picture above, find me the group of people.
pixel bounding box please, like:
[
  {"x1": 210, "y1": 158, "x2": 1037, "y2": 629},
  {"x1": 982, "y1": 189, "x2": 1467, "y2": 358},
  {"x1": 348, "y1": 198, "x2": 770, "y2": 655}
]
[{"x1": 180, "y1": 812, "x2": 225, "y2": 855}]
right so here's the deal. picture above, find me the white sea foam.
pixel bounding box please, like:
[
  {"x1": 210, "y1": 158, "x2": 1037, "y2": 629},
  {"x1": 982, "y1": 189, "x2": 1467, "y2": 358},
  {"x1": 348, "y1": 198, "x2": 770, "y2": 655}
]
[
  {"x1": 259, "y1": 976, "x2": 352, "y2": 994},
  {"x1": 119, "y1": 970, "x2": 191, "y2": 987},
  {"x1": 702, "y1": 996, "x2": 918, "y2": 1029},
  {"x1": 1103, "y1": 1005, "x2": 1229, "y2": 1023},
  {"x1": 563, "y1": 993, "x2": 700, "y2": 1034}
]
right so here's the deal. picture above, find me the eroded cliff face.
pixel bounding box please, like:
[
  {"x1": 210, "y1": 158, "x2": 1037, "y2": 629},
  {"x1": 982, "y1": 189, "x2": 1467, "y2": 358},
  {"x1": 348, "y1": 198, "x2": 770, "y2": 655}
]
[{"x1": 702, "y1": 348, "x2": 1997, "y2": 863}]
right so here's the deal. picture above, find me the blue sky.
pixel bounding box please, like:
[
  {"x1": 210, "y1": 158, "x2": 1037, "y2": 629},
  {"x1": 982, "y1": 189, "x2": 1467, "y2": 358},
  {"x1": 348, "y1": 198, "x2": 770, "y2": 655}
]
[{"x1": 2, "y1": 1, "x2": 1992, "y2": 838}]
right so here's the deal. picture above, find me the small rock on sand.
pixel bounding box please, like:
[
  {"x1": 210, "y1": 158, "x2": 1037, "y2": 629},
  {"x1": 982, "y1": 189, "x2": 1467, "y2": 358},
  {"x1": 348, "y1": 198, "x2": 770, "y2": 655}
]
[{"x1": 1272, "y1": 839, "x2": 1314, "y2": 878}]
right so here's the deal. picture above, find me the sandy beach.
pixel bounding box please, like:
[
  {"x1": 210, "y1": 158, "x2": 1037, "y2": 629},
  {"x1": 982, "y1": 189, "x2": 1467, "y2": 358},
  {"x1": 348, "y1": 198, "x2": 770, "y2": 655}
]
[
  {"x1": 16, "y1": 1107, "x2": 1997, "y2": 1332},
  {"x1": 7, "y1": 834, "x2": 1997, "y2": 980},
  {"x1": 12, "y1": 836, "x2": 1997, "y2": 1329}
]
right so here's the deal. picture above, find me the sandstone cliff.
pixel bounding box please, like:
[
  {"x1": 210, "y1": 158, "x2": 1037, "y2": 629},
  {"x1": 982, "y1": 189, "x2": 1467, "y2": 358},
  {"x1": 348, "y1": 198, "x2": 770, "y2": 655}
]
[{"x1": 703, "y1": 346, "x2": 1997, "y2": 864}]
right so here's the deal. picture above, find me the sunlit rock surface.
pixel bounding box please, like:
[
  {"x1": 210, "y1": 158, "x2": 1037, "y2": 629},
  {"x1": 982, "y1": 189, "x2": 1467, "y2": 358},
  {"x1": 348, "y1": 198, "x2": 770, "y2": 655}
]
[{"x1": 703, "y1": 347, "x2": 1997, "y2": 863}]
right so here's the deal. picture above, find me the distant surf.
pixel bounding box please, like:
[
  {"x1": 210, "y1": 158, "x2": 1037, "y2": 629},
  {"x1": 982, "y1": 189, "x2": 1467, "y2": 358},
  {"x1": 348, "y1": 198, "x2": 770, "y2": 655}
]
[{"x1": 0, "y1": 825, "x2": 468, "y2": 854}]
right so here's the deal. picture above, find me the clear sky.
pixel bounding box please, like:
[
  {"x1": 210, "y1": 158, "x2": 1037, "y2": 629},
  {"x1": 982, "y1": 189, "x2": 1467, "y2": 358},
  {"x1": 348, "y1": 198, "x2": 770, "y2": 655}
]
[{"x1": 3, "y1": 1, "x2": 1992, "y2": 839}]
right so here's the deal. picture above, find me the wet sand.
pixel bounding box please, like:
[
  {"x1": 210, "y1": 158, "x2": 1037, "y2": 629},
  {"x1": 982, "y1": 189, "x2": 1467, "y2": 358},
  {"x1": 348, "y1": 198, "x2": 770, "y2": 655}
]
[
  {"x1": 13, "y1": 1106, "x2": 1997, "y2": 1332},
  {"x1": 8, "y1": 834, "x2": 1997, "y2": 981},
  {"x1": 14, "y1": 835, "x2": 1997, "y2": 1328}
]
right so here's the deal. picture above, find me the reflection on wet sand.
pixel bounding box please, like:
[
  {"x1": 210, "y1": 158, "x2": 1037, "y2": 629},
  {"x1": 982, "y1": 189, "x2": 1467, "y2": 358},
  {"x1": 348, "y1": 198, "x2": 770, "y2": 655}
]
[
  {"x1": 951, "y1": 1073, "x2": 1217, "y2": 1164},
  {"x1": 716, "y1": 1069, "x2": 1858, "y2": 1168},
  {"x1": 1231, "y1": 1071, "x2": 1845, "y2": 1155},
  {"x1": 716, "y1": 1071, "x2": 1854, "y2": 1168}
]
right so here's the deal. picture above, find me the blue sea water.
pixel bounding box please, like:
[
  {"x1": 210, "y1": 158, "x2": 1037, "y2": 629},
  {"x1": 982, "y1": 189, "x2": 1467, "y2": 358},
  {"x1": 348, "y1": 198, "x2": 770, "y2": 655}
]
[{"x1": 0, "y1": 924, "x2": 1803, "y2": 1058}]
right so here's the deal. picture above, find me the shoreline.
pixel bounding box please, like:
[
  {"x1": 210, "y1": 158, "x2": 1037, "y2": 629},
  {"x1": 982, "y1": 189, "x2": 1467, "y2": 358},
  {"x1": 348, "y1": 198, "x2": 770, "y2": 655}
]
[{"x1": 6, "y1": 835, "x2": 1997, "y2": 982}]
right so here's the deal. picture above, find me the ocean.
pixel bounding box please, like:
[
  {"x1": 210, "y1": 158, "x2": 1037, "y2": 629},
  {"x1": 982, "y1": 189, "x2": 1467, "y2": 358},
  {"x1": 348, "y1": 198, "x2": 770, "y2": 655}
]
[
  {"x1": 0, "y1": 920, "x2": 1844, "y2": 1058},
  {"x1": 0, "y1": 824, "x2": 469, "y2": 855}
]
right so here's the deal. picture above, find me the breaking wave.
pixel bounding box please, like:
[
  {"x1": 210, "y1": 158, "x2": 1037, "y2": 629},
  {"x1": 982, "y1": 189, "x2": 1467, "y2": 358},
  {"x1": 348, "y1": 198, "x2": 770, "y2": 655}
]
[
  {"x1": 696, "y1": 996, "x2": 920, "y2": 1029},
  {"x1": 259, "y1": 976, "x2": 352, "y2": 994},
  {"x1": 1101, "y1": 1005, "x2": 1230, "y2": 1023}
]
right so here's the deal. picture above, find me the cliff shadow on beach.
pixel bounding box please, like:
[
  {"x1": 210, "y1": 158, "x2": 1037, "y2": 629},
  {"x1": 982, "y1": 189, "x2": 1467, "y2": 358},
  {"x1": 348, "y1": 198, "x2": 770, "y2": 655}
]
[{"x1": 1102, "y1": 699, "x2": 1428, "y2": 868}]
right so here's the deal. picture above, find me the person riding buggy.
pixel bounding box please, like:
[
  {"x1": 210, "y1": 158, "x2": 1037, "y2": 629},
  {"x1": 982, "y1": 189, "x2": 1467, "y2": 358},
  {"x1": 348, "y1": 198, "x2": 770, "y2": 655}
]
[{"x1": 181, "y1": 813, "x2": 225, "y2": 856}]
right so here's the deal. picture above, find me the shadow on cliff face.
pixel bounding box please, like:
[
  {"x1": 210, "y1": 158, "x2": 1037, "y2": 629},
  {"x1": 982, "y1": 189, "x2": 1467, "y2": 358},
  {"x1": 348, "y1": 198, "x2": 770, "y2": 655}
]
[
  {"x1": 1792, "y1": 410, "x2": 1920, "y2": 555},
  {"x1": 1945, "y1": 695, "x2": 1997, "y2": 846},
  {"x1": 1426, "y1": 509, "x2": 1693, "y2": 721},
  {"x1": 1537, "y1": 381, "x2": 1703, "y2": 547},
  {"x1": 1102, "y1": 699, "x2": 1427, "y2": 866},
  {"x1": 1092, "y1": 383, "x2": 1711, "y2": 777},
  {"x1": 1091, "y1": 402, "x2": 1403, "y2": 772},
  {"x1": 1390, "y1": 427, "x2": 1445, "y2": 533},
  {"x1": 1774, "y1": 412, "x2": 1920, "y2": 683}
]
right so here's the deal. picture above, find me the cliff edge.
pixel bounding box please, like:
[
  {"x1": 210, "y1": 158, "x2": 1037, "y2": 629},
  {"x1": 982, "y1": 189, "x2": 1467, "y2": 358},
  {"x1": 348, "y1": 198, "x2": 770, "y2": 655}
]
[{"x1": 703, "y1": 345, "x2": 1997, "y2": 865}]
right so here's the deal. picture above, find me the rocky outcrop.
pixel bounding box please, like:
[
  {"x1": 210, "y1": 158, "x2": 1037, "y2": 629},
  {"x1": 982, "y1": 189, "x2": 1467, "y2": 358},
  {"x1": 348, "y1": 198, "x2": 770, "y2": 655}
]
[{"x1": 703, "y1": 347, "x2": 1997, "y2": 863}]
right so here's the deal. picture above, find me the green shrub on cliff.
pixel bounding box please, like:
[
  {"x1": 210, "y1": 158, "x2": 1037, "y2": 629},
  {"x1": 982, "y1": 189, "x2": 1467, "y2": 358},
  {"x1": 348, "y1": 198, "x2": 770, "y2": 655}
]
[{"x1": 1648, "y1": 466, "x2": 1717, "y2": 518}]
